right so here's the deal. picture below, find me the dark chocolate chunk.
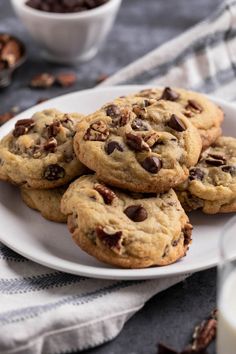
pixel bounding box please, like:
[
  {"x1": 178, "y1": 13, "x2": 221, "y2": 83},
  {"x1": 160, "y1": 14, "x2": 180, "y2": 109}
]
[
  {"x1": 47, "y1": 121, "x2": 61, "y2": 138},
  {"x1": 140, "y1": 156, "x2": 162, "y2": 173},
  {"x1": 222, "y1": 165, "x2": 236, "y2": 174},
  {"x1": 124, "y1": 205, "x2": 148, "y2": 222},
  {"x1": 43, "y1": 164, "x2": 65, "y2": 180},
  {"x1": 167, "y1": 114, "x2": 186, "y2": 132}
]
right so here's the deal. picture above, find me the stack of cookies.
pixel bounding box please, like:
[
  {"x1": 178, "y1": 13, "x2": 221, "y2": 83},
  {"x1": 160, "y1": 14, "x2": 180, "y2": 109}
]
[{"x1": 1, "y1": 87, "x2": 235, "y2": 269}]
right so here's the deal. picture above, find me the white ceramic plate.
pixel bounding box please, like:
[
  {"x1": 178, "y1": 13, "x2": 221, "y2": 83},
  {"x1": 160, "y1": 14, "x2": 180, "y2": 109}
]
[{"x1": 0, "y1": 85, "x2": 235, "y2": 280}]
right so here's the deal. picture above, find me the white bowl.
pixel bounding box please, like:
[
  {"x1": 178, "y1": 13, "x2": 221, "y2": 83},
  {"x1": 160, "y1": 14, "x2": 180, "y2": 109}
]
[{"x1": 11, "y1": 0, "x2": 122, "y2": 64}]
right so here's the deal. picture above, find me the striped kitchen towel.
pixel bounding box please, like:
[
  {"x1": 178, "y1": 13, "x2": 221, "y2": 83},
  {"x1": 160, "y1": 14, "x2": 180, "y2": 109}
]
[{"x1": 0, "y1": 0, "x2": 236, "y2": 353}]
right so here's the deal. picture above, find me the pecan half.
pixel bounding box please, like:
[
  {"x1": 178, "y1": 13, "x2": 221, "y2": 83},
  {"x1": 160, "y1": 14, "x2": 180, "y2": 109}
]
[
  {"x1": 144, "y1": 132, "x2": 160, "y2": 148},
  {"x1": 84, "y1": 121, "x2": 109, "y2": 141},
  {"x1": 47, "y1": 121, "x2": 61, "y2": 138},
  {"x1": 94, "y1": 183, "x2": 117, "y2": 204},
  {"x1": 43, "y1": 137, "x2": 57, "y2": 152},
  {"x1": 13, "y1": 118, "x2": 35, "y2": 137},
  {"x1": 126, "y1": 132, "x2": 150, "y2": 152}
]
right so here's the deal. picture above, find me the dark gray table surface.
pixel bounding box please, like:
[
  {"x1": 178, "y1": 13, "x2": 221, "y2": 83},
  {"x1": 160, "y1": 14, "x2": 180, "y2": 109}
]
[{"x1": 0, "y1": 0, "x2": 221, "y2": 353}]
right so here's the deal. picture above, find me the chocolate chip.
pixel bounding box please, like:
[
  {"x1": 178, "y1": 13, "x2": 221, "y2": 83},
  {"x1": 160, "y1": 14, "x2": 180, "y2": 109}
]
[
  {"x1": 106, "y1": 104, "x2": 120, "y2": 119},
  {"x1": 124, "y1": 205, "x2": 147, "y2": 222},
  {"x1": 96, "y1": 226, "x2": 122, "y2": 249},
  {"x1": 186, "y1": 99, "x2": 203, "y2": 113},
  {"x1": 207, "y1": 153, "x2": 226, "y2": 163},
  {"x1": 167, "y1": 114, "x2": 186, "y2": 132},
  {"x1": 161, "y1": 87, "x2": 180, "y2": 101},
  {"x1": 126, "y1": 132, "x2": 150, "y2": 152},
  {"x1": 13, "y1": 118, "x2": 35, "y2": 137},
  {"x1": 46, "y1": 121, "x2": 61, "y2": 138},
  {"x1": 30, "y1": 73, "x2": 55, "y2": 89},
  {"x1": 105, "y1": 141, "x2": 123, "y2": 155},
  {"x1": 43, "y1": 164, "x2": 65, "y2": 180},
  {"x1": 222, "y1": 165, "x2": 236, "y2": 174},
  {"x1": 205, "y1": 158, "x2": 225, "y2": 166},
  {"x1": 189, "y1": 168, "x2": 204, "y2": 181},
  {"x1": 84, "y1": 121, "x2": 109, "y2": 141},
  {"x1": 26, "y1": 0, "x2": 108, "y2": 12},
  {"x1": 131, "y1": 118, "x2": 148, "y2": 131},
  {"x1": 56, "y1": 72, "x2": 77, "y2": 87},
  {"x1": 140, "y1": 156, "x2": 162, "y2": 173},
  {"x1": 183, "y1": 223, "x2": 192, "y2": 246},
  {"x1": 43, "y1": 137, "x2": 57, "y2": 152},
  {"x1": 94, "y1": 184, "x2": 117, "y2": 204}
]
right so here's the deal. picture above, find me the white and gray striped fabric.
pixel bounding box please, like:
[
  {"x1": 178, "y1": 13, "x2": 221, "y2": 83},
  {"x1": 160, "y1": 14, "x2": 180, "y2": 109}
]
[{"x1": 1, "y1": 1, "x2": 236, "y2": 353}]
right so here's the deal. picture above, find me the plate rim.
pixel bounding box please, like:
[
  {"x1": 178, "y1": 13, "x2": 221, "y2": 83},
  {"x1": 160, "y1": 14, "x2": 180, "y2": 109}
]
[{"x1": 0, "y1": 85, "x2": 235, "y2": 280}]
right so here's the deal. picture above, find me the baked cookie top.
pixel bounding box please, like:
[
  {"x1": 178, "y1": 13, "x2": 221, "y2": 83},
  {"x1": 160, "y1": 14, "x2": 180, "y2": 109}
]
[
  {"x1": 74, "y1": 97, "x2": 202, "y2": 193},
  {"x1": 0, "y1": 109, "x2": 86, "y2": 188},
  {"x1": 21, "y1": 186, "x2": 67, "y2": 223},
  {"x1": 176, "y1": 136, "x2": 236, "y2": 213},
  {"x1": 61, "y1": 175, "x2": 192, "y2": 269},
  {"x1": 134, "y1": 87, "x2": 224, "y2": 149}
]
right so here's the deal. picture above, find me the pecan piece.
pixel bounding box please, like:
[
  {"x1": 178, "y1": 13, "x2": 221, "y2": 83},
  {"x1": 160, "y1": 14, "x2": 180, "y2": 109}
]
[
  {"x1": 30, "y1": 73, "x2": 55, "y2": 88},
  {"x1": 47, "y1": 121, "x2": 61, "y2": 138},
  {"x1": 56, "y1": 72, "x2": 77, "y2": 87},
  {"x1": 183, "y1": 223, "x2": 193, "y2": 246},
  {"x1": 0, "y1": 111, "x2": 14, "y2": 126},
  {"x1": 144, "y1": 132, "x2": 160, "y2": 148},
  {"x1": 96, "y1": 226, "x2": 122, "y2": 249},
  {"x1": 126, "y1": 132, "x2": 150, "y2": 152},
  {"x1": 132, "y1": 104, "x2": 147, "y2": 118},
  {"x1": 94, "y1": 183, "x2": 116, "y2": 204},
  {"x1": 13, "y1": 118, "x2": 35, "y2": 137},
  {"x1": 43, "y1": 164, "x2": 65, "y2": 180},
  {"x1": 43, "y1": 137, "x2": 57, "y2": 152},
  {"x1": 1, "y1": 39, "x2": 22, "y2": 67},
  {"x1": 84, "y1": 121, "x2": 109, "y2": 141}
]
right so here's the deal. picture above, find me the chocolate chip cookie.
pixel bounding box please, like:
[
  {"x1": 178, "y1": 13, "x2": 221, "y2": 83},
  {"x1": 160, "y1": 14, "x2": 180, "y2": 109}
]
[
  {"x1": 21, "y1": 186, "x2": 67, "y2": 223},
  {"x1": 134, "y1": 87, "x2": 224, "y2": 149},
  {"x1": 176, "y1": 136, "x2": 236, "y2": 214},
  {"x1": 74, "y1": 97, "x2": 202, "y2": 193},
  {"x1": 61, "y1": 175, "x2": 192, "y2": 268},
  {"x1": 0, "y1": 109, "x2": 87, "y2": 188}
]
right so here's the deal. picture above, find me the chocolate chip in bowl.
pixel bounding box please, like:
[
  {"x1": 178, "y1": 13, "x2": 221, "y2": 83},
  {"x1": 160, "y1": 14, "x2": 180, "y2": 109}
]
[
  {"x1": 0, "y1": 33, "x2": 26, "y2": 88},
  {"x1": 11, "y1": 0, "x2": 122, "y2": 64},
  {"x1": 25, "y1": 0, "x2": 109, "y2": 13}
]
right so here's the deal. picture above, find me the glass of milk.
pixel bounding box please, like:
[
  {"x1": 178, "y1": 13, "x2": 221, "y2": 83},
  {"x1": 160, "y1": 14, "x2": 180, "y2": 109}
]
[{"x1": 217, "y1": 216, "x2": 236, "y2": 354}]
